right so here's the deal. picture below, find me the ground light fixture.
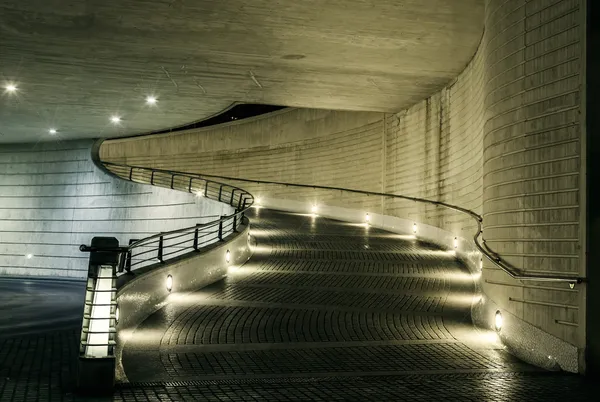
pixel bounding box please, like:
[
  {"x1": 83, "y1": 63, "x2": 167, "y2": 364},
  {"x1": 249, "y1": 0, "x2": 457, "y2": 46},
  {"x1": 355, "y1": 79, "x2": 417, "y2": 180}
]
[
  {"x1": 5, "y1": 83, "x2": 17, "y2": 93},
  {"x1": 413, "y1": 223, "x2": 417, "y2": 234},
  {"x1": 365, "y1": 213, "x2": 370, "y2": 223},
  {"x1": 110, "y1": 115, "x2": 121, "y2": 124},
  {"x1": 166, "y1": 274, "x2": 173, "y2": 292},
  {"x1": 26, "y1": 253, "x2": 33, "y2": 259},
  {"x1": 454, "y1": 237, "x2": 458, "y2": 249},
  {"x1": 145, "y1": 95, "x2": 157, "y2": 105},
  {"x1": 311, "y1": 205, "x2": 318, "y2": 214},
  {"x1": 195, "y1": 190, "x2": 204, "y2": 197},
  {"x1": 495, "y1": 310, "x2": 503, "y2": 331},
  {"x1": 115, "y1": 305, "x2": 120, "y2": 324},
  {"x1": 49, "y1": 128, "x2": 57, "y2": 135},
  {"x1": 226, "y1": 250, "x2": 231, "y2": 263}
]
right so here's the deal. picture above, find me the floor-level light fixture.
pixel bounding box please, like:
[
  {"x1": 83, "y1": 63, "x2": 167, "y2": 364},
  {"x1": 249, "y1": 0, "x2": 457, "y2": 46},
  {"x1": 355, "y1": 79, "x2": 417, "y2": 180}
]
[{"x1": 494, "y1": 310, "x2": 503, "y2": 331}]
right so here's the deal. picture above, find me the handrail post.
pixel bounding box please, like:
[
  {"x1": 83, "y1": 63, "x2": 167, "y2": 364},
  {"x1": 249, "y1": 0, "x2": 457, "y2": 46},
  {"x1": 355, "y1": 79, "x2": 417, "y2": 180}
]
[
  {"x1": 158, "y1": 235, "x2": 164, "y2": 262},
  {"x1": 218, "y1": 216, "x2": 224, "y2": 241},
  {"x1": 125, "y1": 239, "x2": 137, "y2": 273},
  {"x1": 128, "y1": 167, "x2": 133, "y2": 181},
  {"x1": 150, "y1": 171, "x2": 155, "y2": 185},
  {"x1": 230, "y1": 188, "x2": 236, "y2": 206},
  {"x1": 237, "y1": 194, "x2": 243, "y2": 211},
  {"x1": 193, "y1": 224, "x2": 199, "y2": 251},
  {"x1": 170, "y1": 174, "x2": 175, "y2": 189},
  {"x1": 233, "y1": 215, "x2": 238, "y2": 232},
  {"x1": 218, "y1": 185, "x2": 223, "y2": 202},
  {"x1": 188, "y1": 177, "x2": 193, "y2": 193},
  {"x1": 241, "y1": 198, "x2": 247, "y2": 220},
  {"x1": 205, "y1": 180, "x2": 209, "y2": 197}
]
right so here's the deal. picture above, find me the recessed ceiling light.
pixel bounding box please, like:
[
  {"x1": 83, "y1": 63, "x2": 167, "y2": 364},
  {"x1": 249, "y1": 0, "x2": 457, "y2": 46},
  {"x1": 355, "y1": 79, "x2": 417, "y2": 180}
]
[
  {"x1": 110, "y1": 116, "x2": 121, "y2": 124},
  {"x1": 145, "y1": 95, "x2": 157, "y2": 105},
  {"x1": 49, "y1": 129, "x2": 57, "y2": 135},
  {"x1": 5, "y1": 84, "x2": 17, "y2": 93}
]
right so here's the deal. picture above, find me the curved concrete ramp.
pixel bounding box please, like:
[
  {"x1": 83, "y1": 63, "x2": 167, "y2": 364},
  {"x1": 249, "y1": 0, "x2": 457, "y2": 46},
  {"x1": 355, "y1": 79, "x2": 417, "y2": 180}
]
[{"x1": 121, "y1": 209, "x2": 548, "y2": 398}]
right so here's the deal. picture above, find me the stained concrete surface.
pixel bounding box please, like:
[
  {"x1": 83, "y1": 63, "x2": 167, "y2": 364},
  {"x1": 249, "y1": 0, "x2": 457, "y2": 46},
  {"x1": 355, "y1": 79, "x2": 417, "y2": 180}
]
[{"x1": 0, "y1": 0, "x2": 483, "y2": 143}]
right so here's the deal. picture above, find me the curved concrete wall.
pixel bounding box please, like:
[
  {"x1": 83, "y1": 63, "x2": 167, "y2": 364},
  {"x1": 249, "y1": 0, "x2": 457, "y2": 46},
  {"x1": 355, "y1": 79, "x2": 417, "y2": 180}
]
[
  {"x1": 98, "y1": 0, "x2": 587, "y2": 373},
  {"x1": 481, "y1": 0, "x2": 585, "y2": 370},
  {"x1": 0, "y1": 140, "x2": 233, "y2": 278}
]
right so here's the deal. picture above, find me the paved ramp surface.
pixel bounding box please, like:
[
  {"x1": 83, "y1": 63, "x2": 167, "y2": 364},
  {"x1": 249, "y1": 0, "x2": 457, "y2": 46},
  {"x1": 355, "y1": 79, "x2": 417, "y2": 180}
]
[{"x1": 117, "y1": 209, "x2": 593, "y2": 400}]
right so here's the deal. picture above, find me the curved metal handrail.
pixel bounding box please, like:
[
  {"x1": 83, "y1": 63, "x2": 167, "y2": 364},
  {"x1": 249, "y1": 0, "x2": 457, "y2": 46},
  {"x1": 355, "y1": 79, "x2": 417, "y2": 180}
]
[
  {"x1": 82, "y1": 162, "x2": 254, "y2": 273},
  {"x1": 104, "y1": 163, "x2": 585, "y2": 285}
]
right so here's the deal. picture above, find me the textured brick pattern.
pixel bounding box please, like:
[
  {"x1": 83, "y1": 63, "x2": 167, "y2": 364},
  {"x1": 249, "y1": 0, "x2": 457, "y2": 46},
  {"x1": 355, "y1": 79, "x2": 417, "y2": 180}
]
[
  {"x1": 482, "y1": 0, "x2": 584, "y2": 346},
  {"x1": 0, "y1": 141, "x2": 230, "y2": 278},
  {"x1": 114, "y1": 373, "x2": 596, "y2": 402},
  {"x1": 0, "y1": 330, "x2": 79, "y2": 401},
  {"x1": 121, "y1": 210, "x2": 527, "y2": 385}
]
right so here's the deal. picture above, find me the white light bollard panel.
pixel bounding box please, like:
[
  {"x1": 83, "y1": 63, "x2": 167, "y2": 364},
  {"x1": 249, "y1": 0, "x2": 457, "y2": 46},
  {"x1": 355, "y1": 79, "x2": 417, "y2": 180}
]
[{"x1": 78, "y1": 237, "x2": 122, "y2": 396}]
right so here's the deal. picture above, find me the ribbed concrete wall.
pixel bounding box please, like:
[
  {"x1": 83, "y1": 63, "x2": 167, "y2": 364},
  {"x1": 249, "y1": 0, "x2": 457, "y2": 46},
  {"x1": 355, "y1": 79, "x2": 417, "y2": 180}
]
[
  {"x1": 482, "y1": 0, "x2": 585, "y2": 355},
  {"x1": 99, "y1": 109, "x2": 387, "y2": 214},
  {"x1": 0, "y1": 141, "x2": 232, "y2": 278},
  {"x1": 384, "y1": 43, "x2": 484, "y2": 240}
]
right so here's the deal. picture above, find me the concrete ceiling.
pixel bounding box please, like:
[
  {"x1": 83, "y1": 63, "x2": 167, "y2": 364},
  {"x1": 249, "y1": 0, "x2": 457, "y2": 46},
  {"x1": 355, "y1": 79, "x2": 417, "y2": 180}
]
[{"x1": 0, "y1": 0, "x2": 484, "y2": 143}]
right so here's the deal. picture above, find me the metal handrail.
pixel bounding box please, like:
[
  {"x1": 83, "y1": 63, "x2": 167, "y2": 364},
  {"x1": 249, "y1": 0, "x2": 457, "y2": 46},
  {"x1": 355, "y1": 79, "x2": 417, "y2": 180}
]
[
  {"x1": 102, "y1": 162, "x2": 585, "y2": 285},
  {"x1": 82, "y1": 162, "x2": 254, "y2": 273}
]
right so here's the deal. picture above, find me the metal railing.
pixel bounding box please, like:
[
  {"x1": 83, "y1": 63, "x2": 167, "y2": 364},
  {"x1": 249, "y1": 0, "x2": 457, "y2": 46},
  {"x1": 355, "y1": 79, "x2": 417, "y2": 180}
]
[
  {"x1": 103, "y1": 165, "x2": 584, "y2": 286},
  {"x1": 81, "y1": 162, "x2": 254, "y2": 274}
]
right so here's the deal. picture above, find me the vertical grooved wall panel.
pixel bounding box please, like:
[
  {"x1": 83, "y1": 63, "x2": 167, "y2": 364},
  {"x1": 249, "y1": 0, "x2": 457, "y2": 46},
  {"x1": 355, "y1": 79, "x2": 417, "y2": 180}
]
[
  {"x1": 483, "y1": 0, "x2": 584, "y2": 347},
  {"x1": 383, "y1": 41, "x2": 484, "y2": 237}
]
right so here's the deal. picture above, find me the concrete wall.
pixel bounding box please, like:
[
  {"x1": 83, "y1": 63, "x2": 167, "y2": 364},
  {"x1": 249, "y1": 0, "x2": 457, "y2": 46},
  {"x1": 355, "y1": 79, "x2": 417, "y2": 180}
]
[
  {"x1": 481, "y1": 0, "x2": 586, "y2": 371},
  {"x1": 0, "y1": 140, "x2": 232, "y2": 279},
  {"x1": 98, "y1": 0, "x2": 588, "y2": 372}
]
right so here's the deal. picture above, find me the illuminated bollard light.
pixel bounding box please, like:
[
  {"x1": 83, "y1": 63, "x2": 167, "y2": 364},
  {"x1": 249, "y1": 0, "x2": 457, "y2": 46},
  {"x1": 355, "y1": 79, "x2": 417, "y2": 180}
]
[
  {"x1": 226, "y1": 249, "x2": 231, "y2": 263},
  {"x1": 454, "y1": 237, "x2": 458, "y2": 249},
  {"x1": 365, "y1": 213, "x2": 370, "y2": 223},
  {"x1": 413, "y1": 223, "x2": 417, "y2": 234}
]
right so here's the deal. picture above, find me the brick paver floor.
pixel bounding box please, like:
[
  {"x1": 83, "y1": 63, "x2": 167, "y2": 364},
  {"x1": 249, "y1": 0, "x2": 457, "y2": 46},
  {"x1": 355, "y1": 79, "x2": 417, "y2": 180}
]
[{"x1": 1, "y1": 209, "x2": 596, "y2": 400}]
